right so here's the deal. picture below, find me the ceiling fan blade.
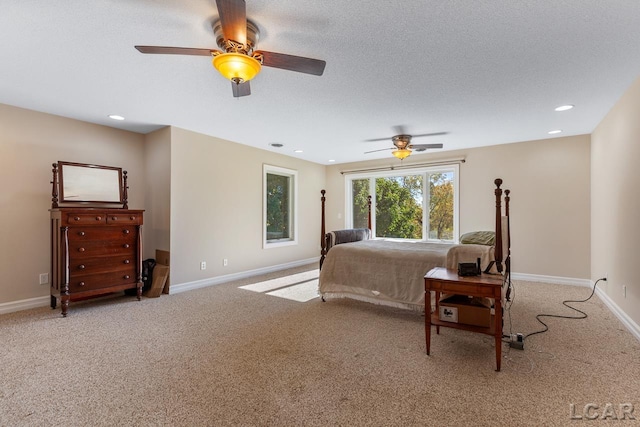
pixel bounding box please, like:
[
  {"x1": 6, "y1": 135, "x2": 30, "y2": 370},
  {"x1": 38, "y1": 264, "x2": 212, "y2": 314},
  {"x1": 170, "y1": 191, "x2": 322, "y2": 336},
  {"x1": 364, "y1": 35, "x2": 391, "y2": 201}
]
[
  {"x1": 411, "y1": 132, "x2": 449, "y2": 138},
  {"x1": 232, "y1": 81, "x2": 251, "y2": 97},
  {"x1": 135, "y1": 46, "x2": 214, "y2": 56},
  {"x1": 366, "y1": 130, "x2": 448, "y2": 142},
  {"x1": 258, "y1": 51, "x2": 326, "y2": 76},
  {"x1": 410, "y1": 143, "x2": 444, "y2": 148},
  {"x1": 364, "y1": 148, "x2": 394, "y2": 154},
  {"x1": 215, "y1": 0, "x2": 247, "y2": 44},
  {"x1": 410, "y1": 143, "x2": 444, "y2": 152},
  {"x1": 364, "y1": 137, "x2": 394, "y2": 142}
]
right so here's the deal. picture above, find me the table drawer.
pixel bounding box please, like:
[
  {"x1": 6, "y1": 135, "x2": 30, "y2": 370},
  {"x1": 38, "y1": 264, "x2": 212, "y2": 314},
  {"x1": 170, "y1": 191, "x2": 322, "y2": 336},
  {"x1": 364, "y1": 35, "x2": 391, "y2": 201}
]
[
  {"x1": 436, "y1": 282, "x2": 482, "y2": 295},
  {"x1": 430, "y1": 281, "x2": 501, "y2": 298}
]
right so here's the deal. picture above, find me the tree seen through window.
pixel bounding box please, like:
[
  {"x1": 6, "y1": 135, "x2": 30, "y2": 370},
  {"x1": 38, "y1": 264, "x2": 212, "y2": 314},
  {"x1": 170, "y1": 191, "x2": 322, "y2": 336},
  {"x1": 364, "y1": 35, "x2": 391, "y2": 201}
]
[
  {"x1": 266, "y1": 173, "x2": 290, "y2": 241},
  {"x1": 350, "y1": 170, "x2": 455, "y2": 240}
]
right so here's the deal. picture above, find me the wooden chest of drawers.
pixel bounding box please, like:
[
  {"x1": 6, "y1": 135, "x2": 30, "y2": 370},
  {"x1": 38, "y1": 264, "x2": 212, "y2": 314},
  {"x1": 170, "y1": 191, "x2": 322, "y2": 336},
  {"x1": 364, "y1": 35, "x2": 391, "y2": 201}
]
[{"x1": 50, "y1": 208, "x2": 144, "y2": 316}]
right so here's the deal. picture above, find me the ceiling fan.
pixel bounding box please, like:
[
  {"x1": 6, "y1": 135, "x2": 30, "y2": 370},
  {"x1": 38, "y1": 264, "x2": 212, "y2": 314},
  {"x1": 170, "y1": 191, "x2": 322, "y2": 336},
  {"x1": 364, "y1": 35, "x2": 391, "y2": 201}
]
[
  {"x1": 365, "y1": 126, "x2": 447, "y2": 160},
  {"x1": 135, "y1": 0, "x2": 326, "y2": 97}
]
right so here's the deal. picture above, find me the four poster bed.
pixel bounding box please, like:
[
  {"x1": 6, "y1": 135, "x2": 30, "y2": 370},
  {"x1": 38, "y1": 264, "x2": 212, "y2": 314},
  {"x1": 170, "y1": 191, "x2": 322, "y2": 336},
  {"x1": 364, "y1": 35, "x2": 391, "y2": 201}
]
[{"x1": 318, "y1": 178, "x2": 511, "y2": 311}]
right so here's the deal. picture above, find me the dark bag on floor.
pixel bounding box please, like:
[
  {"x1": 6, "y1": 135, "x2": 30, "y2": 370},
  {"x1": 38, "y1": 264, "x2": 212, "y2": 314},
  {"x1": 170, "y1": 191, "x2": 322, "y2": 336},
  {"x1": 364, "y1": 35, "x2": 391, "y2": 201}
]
[
  {"x1": 141, "y1": 259, "x2": 157, "y2": 292},
  {"x1": 124, "y1": 258, "x2": 157, "y2": 295}
]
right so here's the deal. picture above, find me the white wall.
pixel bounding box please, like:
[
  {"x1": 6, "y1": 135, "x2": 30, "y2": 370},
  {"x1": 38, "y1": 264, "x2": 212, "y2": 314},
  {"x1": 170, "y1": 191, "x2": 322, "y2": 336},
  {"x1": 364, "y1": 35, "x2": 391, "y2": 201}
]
[
  {"x1": 143, "y1": 127, "x2": 171, "y2": 259},
  {"x1": 591, "y1": 75, "x2": 640, "y2": 327},
  {"x1": 325, "y1": 135, "x2": 591, "y2": 280},
  {"x1": 168, "y1": 127, "x2": 326, "y2": 285},
  {"x1": 0, "y1": 103, "x2": 145, "y2": 304}
]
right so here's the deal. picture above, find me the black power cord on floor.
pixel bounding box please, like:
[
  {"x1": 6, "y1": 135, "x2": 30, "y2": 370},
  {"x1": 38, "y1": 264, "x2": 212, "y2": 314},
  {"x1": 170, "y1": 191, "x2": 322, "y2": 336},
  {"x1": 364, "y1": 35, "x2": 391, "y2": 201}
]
[
  {"x1": 523, "y1": 277, "x2": 606, "y2": 341},
  {"x1": 502, "y1": 273, "x2": 516, "y2": 342}
]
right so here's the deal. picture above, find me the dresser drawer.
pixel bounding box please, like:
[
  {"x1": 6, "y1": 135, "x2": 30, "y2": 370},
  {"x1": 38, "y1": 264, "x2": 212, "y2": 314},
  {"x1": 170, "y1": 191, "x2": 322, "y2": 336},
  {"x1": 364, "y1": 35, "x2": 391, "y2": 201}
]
[
  {"x1": 63, "y1": 212, "x2": 107, "y2": 226},
  {"x1": 68, "y1": 238, "x2": 136, "y2": 257},
  {"x1": 69, "y1": 254, "x2": 136, "y2": 275},
  {"x1": 69, "y1": 269, "x2": 137, "y2": 293},
  {"x1": 68, "y1": 226, "x2": 137, "y2": 242},
  {"x1": 106, "y1": 213, "x2": 142, "y2": 225}
]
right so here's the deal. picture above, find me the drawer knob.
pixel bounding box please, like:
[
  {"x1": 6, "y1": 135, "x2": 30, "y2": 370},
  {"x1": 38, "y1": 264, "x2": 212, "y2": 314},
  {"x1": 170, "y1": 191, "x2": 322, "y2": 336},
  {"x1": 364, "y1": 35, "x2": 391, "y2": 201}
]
[
  {"x1": 96, "y1": 216, "x2": 102, "y2": 221},
  {"x1": 123, "y1": 244, "x2": 130, "y2": 249},
  {"x1": 124, "y1": 259, "x2": 130, "y2": 264},
  {"x1": 130, "y1": 216, "x2": 136, "y2": 220},
  {"x1": 79, "y1": 281, "x2": 85, "y2": 287},
  {"x1": 78, "y1": 231, "x2": 85, "y2": 236},
  {"x1": 123, "y1": 275, "x2": 130, "y2": 280},
  {"x1": 123, "y1": 229, "x2": 130, "y2": 234},
  {"x1": 74, "y1": 216, "x2": 80, "y2": 221},
  {"x1": 78, "y1": 264, "x2": 85, "y2": 270},
  {"x1": 112, "y1": 216, "x2": 117, "y2": 220},
  {"x1": 78, "y1": 247, "x2": 85, "y2": 252}
]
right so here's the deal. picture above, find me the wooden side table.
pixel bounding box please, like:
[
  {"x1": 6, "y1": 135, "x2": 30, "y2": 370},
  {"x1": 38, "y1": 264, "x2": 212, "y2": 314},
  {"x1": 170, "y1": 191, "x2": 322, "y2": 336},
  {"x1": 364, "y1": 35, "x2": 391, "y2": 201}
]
[{"x1": 424, "y1": 267, "x2": 505, "y2": 371}]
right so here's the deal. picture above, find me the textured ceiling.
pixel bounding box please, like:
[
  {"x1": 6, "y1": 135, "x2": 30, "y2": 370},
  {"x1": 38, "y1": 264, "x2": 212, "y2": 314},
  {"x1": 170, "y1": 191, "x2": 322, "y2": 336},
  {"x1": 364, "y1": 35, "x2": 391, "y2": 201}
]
[{"x1": 2, "y1": 1, "x2": 640, "y2": 164}]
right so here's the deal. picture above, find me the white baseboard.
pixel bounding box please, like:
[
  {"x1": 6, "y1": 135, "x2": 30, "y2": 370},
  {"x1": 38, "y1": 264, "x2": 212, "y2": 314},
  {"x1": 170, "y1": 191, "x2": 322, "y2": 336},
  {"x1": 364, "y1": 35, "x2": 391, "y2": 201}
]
[
  {"x1": 594, "y1": 286, "x2": 640, "y2": 342},
  {"x1": 511, "y1": 272, "x2": 591, "y2": 287},
  {"x1": 0, "y1": 296, "x2": 50, "y2": 315},
  {"x1": 170, "y1": 257, "x2": 319, "y2": 295}
]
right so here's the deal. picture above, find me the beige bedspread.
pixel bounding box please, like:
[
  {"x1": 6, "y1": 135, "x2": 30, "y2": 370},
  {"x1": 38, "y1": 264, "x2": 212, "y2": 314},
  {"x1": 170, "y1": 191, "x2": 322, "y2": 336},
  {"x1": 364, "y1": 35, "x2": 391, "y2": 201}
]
[{"x1": 318, "y1": 240, "x2": 495, "y2": 309}]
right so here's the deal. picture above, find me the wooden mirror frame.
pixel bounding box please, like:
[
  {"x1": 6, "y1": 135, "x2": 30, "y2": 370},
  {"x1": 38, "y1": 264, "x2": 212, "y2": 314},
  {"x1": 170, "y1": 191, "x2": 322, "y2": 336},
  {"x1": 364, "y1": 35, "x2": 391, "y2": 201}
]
[{"x1": 52, "y1": 161, "x2": 128, "y2": 208}]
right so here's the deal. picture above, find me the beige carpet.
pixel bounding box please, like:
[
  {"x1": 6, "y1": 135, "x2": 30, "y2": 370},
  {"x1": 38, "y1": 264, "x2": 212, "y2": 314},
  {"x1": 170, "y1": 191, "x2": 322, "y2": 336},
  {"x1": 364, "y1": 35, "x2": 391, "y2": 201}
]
[{"x1": 1, "y1": 264, "x2": 639, "y2": 426}]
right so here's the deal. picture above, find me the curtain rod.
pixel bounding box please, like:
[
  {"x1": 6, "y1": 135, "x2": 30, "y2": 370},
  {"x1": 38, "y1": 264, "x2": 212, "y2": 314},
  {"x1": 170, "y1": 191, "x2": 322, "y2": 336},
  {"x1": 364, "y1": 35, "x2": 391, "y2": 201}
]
[{"x1": 340, "y1": 158, "x2": 466, "y2": 175}]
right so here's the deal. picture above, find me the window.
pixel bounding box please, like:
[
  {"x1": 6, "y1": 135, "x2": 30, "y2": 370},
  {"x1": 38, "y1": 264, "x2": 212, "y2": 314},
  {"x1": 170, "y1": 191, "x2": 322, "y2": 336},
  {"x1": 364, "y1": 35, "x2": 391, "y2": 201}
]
[
  {"x1": 345, "y1": 165, "x2": 458, "y2": 242},
  {"x1": 264, "y1": 165, "x2": 298, "y2": 248}
]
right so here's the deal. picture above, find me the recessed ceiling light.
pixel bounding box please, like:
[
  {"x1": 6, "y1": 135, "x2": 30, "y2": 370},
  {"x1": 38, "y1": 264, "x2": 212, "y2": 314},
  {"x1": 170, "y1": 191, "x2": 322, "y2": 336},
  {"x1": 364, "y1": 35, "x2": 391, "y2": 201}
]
[
  {"x1": 294, "y1": 149, "x2": 303, "y2": 153},
  {"x1": 554, "y1": 105, "x2": 574, "y2": 112},
  {"x1": 548, "y1": 130, "x2": 562, "y2": 135},
  {"x1": 269, "y1": 143, "x2": 284, "y2": 148},
  {"x1": 328, "y1": 159, "x2": 336, "y2": 163},
  {"x1": 108, "y1": 114, "x2": 125, "y2": 121}
]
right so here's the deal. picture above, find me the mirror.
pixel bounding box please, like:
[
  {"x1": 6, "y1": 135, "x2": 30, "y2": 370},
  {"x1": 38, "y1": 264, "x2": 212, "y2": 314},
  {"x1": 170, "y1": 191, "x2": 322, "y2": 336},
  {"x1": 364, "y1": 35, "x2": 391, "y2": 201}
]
[{"x1": 58, "y1": 161, "x2": 123, "y2": 204}]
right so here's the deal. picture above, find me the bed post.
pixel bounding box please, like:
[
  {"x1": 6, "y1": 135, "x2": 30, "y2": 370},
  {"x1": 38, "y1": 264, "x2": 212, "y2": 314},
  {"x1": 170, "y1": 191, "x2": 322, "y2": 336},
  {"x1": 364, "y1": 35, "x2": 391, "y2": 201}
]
[
  {"x1": 504, "y1": 189, "x2": 511, "y2": 274},
  {"x1": 367, "y1": 195, "x2": 372, "y2": 231},
  {"x1": 494, "y1": 179, "x2": 503, "y2": 273},
  {"x1": 504, "y1": 189, "x2": 510, "y2": 218},
  {"x1": 320, "y1": 189, "x2": 327, "y2": 269}
]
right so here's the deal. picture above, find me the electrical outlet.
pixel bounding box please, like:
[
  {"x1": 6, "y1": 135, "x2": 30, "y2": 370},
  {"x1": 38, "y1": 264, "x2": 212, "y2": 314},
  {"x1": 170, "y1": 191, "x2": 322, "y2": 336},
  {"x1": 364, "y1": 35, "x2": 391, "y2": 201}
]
[
  {"x1": 623, "y1": 285, "x2": 627, "y2": 298},
  {"x1": 200, "y1": 261, "x2": 206, "y2": 270},
  {"x1": 39, "y1": 273, "x2": 49, "y2": 285},
  {"x1": 223, "y1": 258, "x2": 228, "y2": 267}
]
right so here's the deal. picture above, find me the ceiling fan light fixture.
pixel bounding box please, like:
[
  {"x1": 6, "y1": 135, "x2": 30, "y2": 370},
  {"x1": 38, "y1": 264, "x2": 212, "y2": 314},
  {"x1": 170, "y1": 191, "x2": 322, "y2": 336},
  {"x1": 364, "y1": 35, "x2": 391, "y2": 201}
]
[
  {"x1": 212, "y1": 52, "x2": 261, "y2": 83},
  {"x1": 392, "y1": 149, "x2": 412, "y2": 160}
]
